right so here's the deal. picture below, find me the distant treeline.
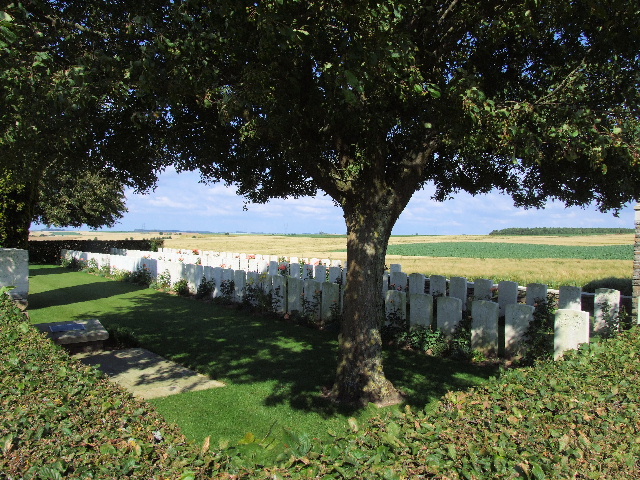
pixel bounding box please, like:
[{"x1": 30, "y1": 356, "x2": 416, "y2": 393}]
[{"x1": 489, "y1": 227, "x2": 634, "y2": 236}]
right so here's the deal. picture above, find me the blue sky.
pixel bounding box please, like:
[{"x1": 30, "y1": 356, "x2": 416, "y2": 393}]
[{"x1": 79, "y1": 166, "x2": 634, "y2": 235}]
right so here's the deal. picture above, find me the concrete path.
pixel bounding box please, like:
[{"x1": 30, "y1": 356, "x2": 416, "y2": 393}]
[{"x1": 74, "y1": 348, "x2": 224, "y2": 399}]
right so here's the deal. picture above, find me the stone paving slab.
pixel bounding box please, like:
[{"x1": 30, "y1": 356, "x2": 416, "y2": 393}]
[{"x1": 74, "y1": 348, "x2": 224, "y2": 399}]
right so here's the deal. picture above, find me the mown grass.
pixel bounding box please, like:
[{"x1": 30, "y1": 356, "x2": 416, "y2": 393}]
[{"x1": 28, "y1": 265, "x2": 497, "y2": 446}]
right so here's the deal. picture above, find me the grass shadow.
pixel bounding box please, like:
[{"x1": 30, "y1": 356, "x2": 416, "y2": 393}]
[{"x1": 29, "y1": 265, "x2": 498, "y2": 420}]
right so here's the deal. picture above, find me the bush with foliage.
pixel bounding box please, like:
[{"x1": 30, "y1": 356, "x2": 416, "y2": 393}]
[{"x1": 0, "y1": 292, "x2": 202, "y2": 478}]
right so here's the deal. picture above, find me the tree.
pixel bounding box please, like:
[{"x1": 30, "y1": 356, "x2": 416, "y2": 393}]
[
  {"x1": 4, "y1": 1, "x2": 638, "y2": 405},
  {"x1": 152, "y1": 0, "x2": 639, "y2": 404},
  {"x1": 0, "y1": 2, "x2": 169, "y2": 248}
]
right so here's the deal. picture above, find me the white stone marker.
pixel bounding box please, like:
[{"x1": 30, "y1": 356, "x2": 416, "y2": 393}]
[
  {"x1": 314, "y1": 265, "x2": 327, "y2": 281},
  {"x1": 271, "y1": 275, "x2": 287, "y2": 313},
  {"x1": 559, "y1": 286, "x2": 582, "y2": 310},
  {"x1": 303, "y1": 264, "x2": 314, "y2": 280},
  {"x1": 593, "y1": 288, "x2": 621, "y2": 334},
  {"x1": 211, "y1": 267, "x2": 223, "y2": 298},
  {"x1": 554, "y1": 309, "x2": 590, "y2": 360},
  {"x1": 385, "y1": 290, "x2": 407, "y2": 322},
  {"x1": 390, "y1": 271, "x2": 408, "y2": 292},
  {"x1": 143, "y1": 258, "x2": 158, "y2": 279},
  {"x1": 409, "y1": 293, "x2": 433, "y2": 328},
  {"x1": 471, "y1": 300, "x2": 500, "y2": 355},
  {"x1": 390, "y1": 264, "x2": 403, "y2": 273},
  {"x1": 526, "y1": 283, "x2": 548, "y2": 306},
  {"x1": 287, "y1": 277, "x2": 304, "y2": 314},
  {"x1": 505, "y1": 303, "x2": 535, "y2": 356},
  {"x1": 408, "y1": 273, "x2": 426, "y2": 295},
  {"x1": 268, "y1": 261, "x2": 279, "y2": 276},
  {"x1": 289, "y1": 263, "x2": 301, "y2": 278},
  {"x1": 449, "y1": 277, "x2": 468, "y2": 310},
  {"x1": 429, "y1": 275, "x2": 447, "y2": 297},
  {"x1": 0, "y1": 248, "x2": 28, "y2": 300},
  {"x1": 498, "y1": 281, "x2": 519, "y2": 317},
  {"x1": 328, "y1": 266, "x2": 342, "y2": 284},
  {"x1": 473, "y1": 278, "x2": 494, "y2": 301},
  {"x1": 437, "y1": 296, "x2": 462, "y2": 336},
  {"x1": 321, "y1": 281, "x2": 341, "y2": 325},
  {"x1": 234, "y1": 270, "x2": 246, "y2": 302},
  {"x1": 303, "y1": 279, "x2": 322, "y2": 320}
]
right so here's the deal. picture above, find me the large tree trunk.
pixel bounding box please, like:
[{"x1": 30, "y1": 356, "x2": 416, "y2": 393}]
[{"x1": 329, "y1": 200, "x2": 404, "y2": 406}]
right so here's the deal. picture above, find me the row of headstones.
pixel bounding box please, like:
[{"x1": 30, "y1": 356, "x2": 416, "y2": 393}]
[
  {"x1": 63, "y1": 249, "x2": 342, "y2": 323},
  {"x1": 384, "y1": 268, "x2": 625, "y2": 359},
  {"x1": 111, "y1": 248, "x2": 343, "y2": 281},
  {"x1": 69, "y1": 249, "x2": 625, "y2": 359}
]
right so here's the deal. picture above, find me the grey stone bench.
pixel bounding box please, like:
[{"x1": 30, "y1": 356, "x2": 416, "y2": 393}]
[{"x1": 34, "y1": 319, "x2": 109, "y2": 354}]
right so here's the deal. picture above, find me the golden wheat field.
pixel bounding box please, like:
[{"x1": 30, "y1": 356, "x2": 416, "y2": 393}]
[{"x1": 35, "y1": 230, "x2": 634, "y2": 289}]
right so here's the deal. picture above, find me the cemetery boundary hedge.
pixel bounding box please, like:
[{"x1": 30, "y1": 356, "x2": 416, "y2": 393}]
[{"x1": 28, "y1": 239, "x2": 163, "y2": 264}]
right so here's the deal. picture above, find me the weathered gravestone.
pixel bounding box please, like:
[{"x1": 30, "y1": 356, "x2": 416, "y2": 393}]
[
  {"x1": 437, "y1": 296, "x2": 462, "y2": 336},
  {"x1": 471, "y1": 300, "x2": 500, "y2": 355},
  {"x1": 505, "y1": 303, "x2": 535, "y2": 356},
  {"x1": 554, "y1": 309, "x2": 590, "y2": 360}
]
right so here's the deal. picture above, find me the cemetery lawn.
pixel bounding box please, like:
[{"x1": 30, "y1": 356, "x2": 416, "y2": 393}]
[{"x1": 27, "y1": 265, "x2": 498, "y2": 446}]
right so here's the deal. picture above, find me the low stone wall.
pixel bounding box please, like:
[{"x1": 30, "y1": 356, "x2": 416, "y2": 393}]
[{"x1": 0, "y1": 248, "x2": 29, "y2": 300}]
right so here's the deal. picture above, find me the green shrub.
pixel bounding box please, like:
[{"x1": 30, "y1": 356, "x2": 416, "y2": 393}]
[
  {"x1": 150, "y1": 269, "x2": 172, "y2": 290},
  {"x1": 0, "y1": 293, "x2": 200, "y2": 479},
  {"x1": 195, "y1": 275, "x2": 215, "y2": 299},
  {"x1": 173, "y1": 278, "x2": 190, "y2": 296}
]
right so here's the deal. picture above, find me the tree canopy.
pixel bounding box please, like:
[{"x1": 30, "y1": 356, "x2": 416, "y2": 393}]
[
  {"x1": 0, "y1": 2, "x2": 169, "y2": 247},
  {"x1": 152, "y1": 0, "x2": 640, "y2": 403},
  {"x1": 3, "y1": 0, "x2": 639, "y2": 404}
]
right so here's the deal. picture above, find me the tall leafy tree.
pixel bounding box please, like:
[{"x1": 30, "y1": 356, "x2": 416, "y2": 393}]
[
  {"x1": 3, "y1": 1, "x2": 638, "y2": 405},
  {"x1": 153, "y1": 0, "x2": 639, "y2": 404},
  {"x1": 0, "y1": 2, "x2": 169, "y2": 248}
]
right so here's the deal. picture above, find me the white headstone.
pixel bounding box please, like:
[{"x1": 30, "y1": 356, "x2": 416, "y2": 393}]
[
  {"x1": 234, "y1": 270, "x2": 246, "y2": 302},
  {"x1": 554, "y1": 309, "x2": 590, "y2": 360},
  {"x1": 473, "y1": 278, "x2": 494, "y2": 301},
  {"x1": 328, "y1": 266, "x2": 342, "y2": 284},
  {"x1": 471, "y1": 300, "x2": 500, "y2": 355},
  {"x1": 449, "y1": 277, "x2": 468, "y2": 310},
  {"x1": 287, "y1": 277, "x2": 303, "y2": 314},
  {"x1": 303, "y1": 279, "x2": 322, "y2": 320},
  {"x1": 314, "y1": 265, "x2": 327, "y2": 281},
  {"x1": 593, "y1": 288, "x2": 621, "y2": 334},
  {"x1": 559, "y1": 286, "x2": 582, "y2": 310},
  {"x1": 0, "y1": 248, "x2": 28, "y2": 300},
  {"x1": 408, "y1": 273, "x2": 426, "y2": 295},
  {"x1": 526, "y1": 283, "x2": 548, "y2": 306},
  {"x1": 505, "y1": 303, "x2": 535, "y2": 356},
  {"x1": 321, "y1": 281, "x2": 341, "y2": 325},
  {"x1": 211, "y1": 267, "x2": 223, "y2": 298},
  {"x1": 429, "y1": 275, "x2": 447, "y2": 297},
  {"x1": 498, "y1": 281, "x2": 519, "y2": 317},
  {"x1": 289, "y1": 263, "x2": 301, "y2": 279},
  {"x1": 390, "y1": 271, "x2": 408, "y2": 292},
  {"x1": 271, "y1": 275, "x2": 287, "y2": 313},
  {"x1": 437, "y1": 296, "x2": 462, "y2": 336},
  {"x1": 409, "y1": 293, "x2": 433, "y2": 328},
  {"x1": 390, "y1": 264, "x2": 402, "y2": 273},
  {"x1": 385, "y1": 289, "x2": 407, "y2": 322}
]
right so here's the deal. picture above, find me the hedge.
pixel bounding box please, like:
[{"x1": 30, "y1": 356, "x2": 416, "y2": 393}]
[
  {"x1": 0, "y1": 291, "x2": 202, "y2": 479},
  {"x1": 27, "y1": 239, "x2": 164, "y2": 264}
]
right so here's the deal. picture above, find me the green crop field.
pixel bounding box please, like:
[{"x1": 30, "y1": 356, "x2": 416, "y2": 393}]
[{"x1": 385, "y1": 242, "x2": 633, "y2": 260}]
